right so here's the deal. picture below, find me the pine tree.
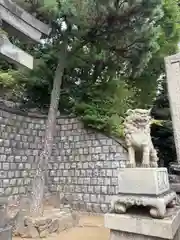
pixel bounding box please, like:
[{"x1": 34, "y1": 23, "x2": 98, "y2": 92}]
[
  {"x1": 11, "y1": 0, "x2": 164, "y2": 216},
  {"x1": 126, "y1": 0, "x2": 180, "y2": 108}
]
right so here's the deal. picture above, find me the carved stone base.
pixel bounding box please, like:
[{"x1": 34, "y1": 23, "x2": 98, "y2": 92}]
[{"x1": 110, "y1": 191, "x2": 177, "y2": 219}]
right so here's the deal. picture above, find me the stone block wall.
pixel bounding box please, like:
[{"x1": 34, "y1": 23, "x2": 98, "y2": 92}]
[
  {"x1": 0, "y1": 109, "x2": 44, "y2": 196},
  {"x1": 0, "y1": 106, "x2": 128, "y2": 212}
]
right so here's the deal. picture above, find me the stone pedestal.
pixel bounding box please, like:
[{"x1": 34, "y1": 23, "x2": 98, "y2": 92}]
[
  {"x1": 105, "y1": 207, "x2": 180, "y2": 240},
  {"x1": 110, "y1": 168, "x2": 176, "y2": 219}
]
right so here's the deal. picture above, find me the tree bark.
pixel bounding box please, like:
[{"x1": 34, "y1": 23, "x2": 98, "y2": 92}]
[{"x1": 30, "y1": 43, "x2": 67, "y2": 217}]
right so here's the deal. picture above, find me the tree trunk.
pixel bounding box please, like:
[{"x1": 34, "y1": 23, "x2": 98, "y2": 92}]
[{"x1": 30, "y1": 43, "x2": 67, "y2": 217}]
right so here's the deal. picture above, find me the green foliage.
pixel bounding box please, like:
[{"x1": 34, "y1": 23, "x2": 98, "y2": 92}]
[
  {"x1": 149, "y1": 0, "x2": 180, "y2": 168},
  {"x1": 126, "y1": 0, "x2": 180, "y2": 108},
  {"x1": 9, "y1": 0, "x2": 163, "y2": 112},
  {"x1": 0, "y1": 71, "x2": 16, "y2": 87},
  {"x1": 151, "y1": 80, "x2": 176, "y2": 168},
  {"x1": 0, "y1": 69, "x2": 26, "y2": 100},
  {"x1": 75, "y1": 78, "x2": 134, "y2": 134},
  {"x1": 1, "y1": 0, "x2": 178, "y2": 138},
  {"x1": 151, "y1": 120, "x2": 176, "y2": 168},
  {"x1": 150, "y1": 119, "x2": 164, "y2": 126}
]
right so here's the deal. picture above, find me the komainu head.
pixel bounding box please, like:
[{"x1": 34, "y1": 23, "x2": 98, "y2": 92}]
[{"x1": 125, "y1": 108, "x2": 151, "y2": 128}]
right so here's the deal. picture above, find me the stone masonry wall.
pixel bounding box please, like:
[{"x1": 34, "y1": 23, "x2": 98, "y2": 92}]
[{"x1": 0, "y1": 106, "x2": 128, "y2": 213}]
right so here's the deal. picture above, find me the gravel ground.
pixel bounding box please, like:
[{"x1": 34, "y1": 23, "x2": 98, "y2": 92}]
[{"x1": 13, "y1": 215, "x2": 109, "y2": 240}]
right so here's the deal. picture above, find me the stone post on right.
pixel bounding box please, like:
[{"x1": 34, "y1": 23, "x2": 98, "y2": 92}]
[
  {"x1": 165, "y1": 54, "x2": 180, "y2": 189},
  {"x1": 104, "y1": 108, "x2": 180, "y2": 240},
  {"x1": 165, "y1": 54, "x2": 180, "y2": 164}
]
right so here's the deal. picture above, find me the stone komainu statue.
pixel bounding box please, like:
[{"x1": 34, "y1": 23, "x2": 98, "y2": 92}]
[{"x1": 124, "y1": 109, "x2": 159, "y2": 168}]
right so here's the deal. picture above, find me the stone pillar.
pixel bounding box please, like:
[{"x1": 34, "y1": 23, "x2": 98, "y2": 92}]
[
  {"x1": 0, "y1": 0, "x2": 51, "y2": 42},
  {"x1": 105, "y1": 207, "x2": 180, "y2": 240},
  {"x1": 0, "y1": 0, "x2": 51, "y2": 69},
  {"x1": 165, "y1": 53, "x2": 180, "y2": 192},
  {"x1": 0, "y1": 33, "x2": 33, "y2": 69},
  {"x1": 165, "y1": 54, "x2": 180, "y2": 165}
]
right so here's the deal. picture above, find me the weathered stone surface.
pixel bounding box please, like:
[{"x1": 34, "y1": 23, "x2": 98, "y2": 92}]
[
  {"x1": 110, "y1": 191, "x2": 176, "y2": 219},
  {"x1": 34, "y1": 218, "x2": 51, "y2": 227},
  {"x1": 0, "y1": 34, "x2": 33, "y2": 69},
  {"x1": 0, "y1": 226, "x2": 12, "y2": 240},
  {"x1": 115, "y1": 167, "x2": 177, "y2": 219},
  {"x1": 165, "y1": 53, "x2": 180, "y2": 164},
  {"x1": 19, "y1": 226, "x2": 39, "y2": 238},
  {"x1": 48, "y1": 219, "x2": 59, "y2": 233},
  {"x1": 39, "y1": 229, "x2": 49, "y2": 238},
  {"x1": 0, "y1": 0, "x2": 51, "y2": 70},
  {"x1": 71, "y1": 212, "x2": 80, "y2": 226},
  {"x1": 105, "y1": 207, "x2": 180, "y2": 239},
  {"x1": 0, "y1": 202, "x2": 8, "y2": 228},
  {"x1": 0, "y1": 0, "x2": 51, "y2": 42},
  {"x1": 23, "y1": 218, "x2": 39, "y2": 238},
  {"x1": 44, "y1": 192, "x2": 63, "y2": 208},
  {"x1": 118, "y1": 168, "x2": 169, "y2": 195},
  {"x1": 13, "y1": 210, "x2": 27, "y2": 236},
  {"x1": 124, "y1": 108, "x2": 158, "y2": 168},
  {"x1": 13, "y1": 209, "x2": 79, "y2": 238}
]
